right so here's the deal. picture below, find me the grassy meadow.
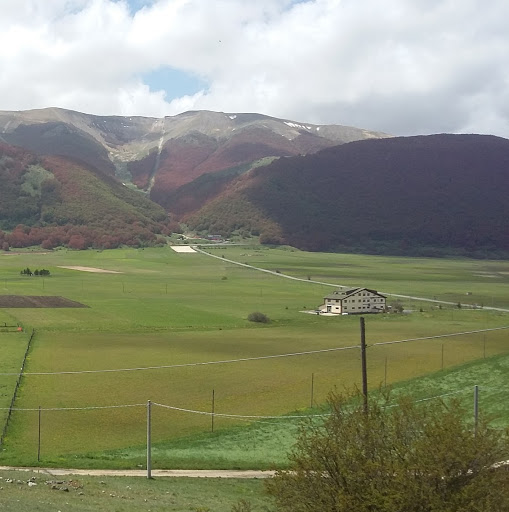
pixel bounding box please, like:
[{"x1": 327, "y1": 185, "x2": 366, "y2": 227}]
[{"x1": 0, "y1": 245, "x2": 508, "y2": 468}]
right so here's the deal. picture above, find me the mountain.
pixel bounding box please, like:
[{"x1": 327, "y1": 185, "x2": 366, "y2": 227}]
[
  {"x1": 3, "y1": 108, "x2": 507, "y2": 258},
  {"x1": 185, "y1": 134, "x2": 509, "y2": 257},
  {"x1": 0, "y1": 108, "x2": 389, "y2": 216},
  {"x1": 0, "y1": 142, "x2": 169, "y2": 250}
]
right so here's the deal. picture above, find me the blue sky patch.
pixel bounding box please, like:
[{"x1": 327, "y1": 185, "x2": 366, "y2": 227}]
[
  {"x1": 141, "y1": 67, "x2": 207, "y2": 100},
  {"x1": 124, "y1": 0, "x2": 155, "y2": 14}
]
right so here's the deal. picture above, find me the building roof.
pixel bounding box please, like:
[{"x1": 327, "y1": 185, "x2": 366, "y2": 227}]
[{"x1": 323, "y1": 287, "x2": 386, "y2": 300}]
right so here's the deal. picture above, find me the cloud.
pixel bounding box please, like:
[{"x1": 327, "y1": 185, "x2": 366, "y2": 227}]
[{"x1": 0, "y1": 0, "x2": 508, "y2": 138}]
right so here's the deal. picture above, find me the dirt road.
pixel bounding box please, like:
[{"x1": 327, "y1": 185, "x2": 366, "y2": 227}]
[{"x1": 0, "y1": 466, "x2": 275, "y2": 479}]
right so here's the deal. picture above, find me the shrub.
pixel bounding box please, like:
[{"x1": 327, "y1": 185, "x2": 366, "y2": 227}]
[{"x1": 247, "y1": 312, "x2": 270, "y2": 323}]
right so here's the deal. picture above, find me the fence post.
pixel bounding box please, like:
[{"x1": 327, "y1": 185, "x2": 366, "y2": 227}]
[
  {"x1": 147, "y1": 400, "x2": 152, "y2": 479},
  {"x1": 310, "y1": 373, "x2": 314, "y2": 408},
  {"x1": 37, "y1": 406, "x2": 41, "y2": 462},
  {"x1": 474, "y1": 385, "x2": 479, "y2": 437},
  {"x1": 211, "y1": 390, "x2": 215, "y2": 433}
]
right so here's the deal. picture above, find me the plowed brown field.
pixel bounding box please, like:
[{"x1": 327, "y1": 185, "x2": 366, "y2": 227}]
[{"x1": 0, "y1": 296, "x2": 88, "y2": 308}]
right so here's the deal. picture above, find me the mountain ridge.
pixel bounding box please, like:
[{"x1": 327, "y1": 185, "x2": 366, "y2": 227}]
[
  {"x1": 2, "y1": 107, "x2": 508, "y2": 257},
  {"x1": 0, "y1": 107, "x2": 390, "y2": 207}
]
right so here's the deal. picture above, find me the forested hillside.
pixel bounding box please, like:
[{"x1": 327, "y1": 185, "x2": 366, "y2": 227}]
[
  {"x1": 0, "y1": 143, "x2": 171, "y2": 250},
  {"x1": 186, "y1": 134, "x2": 509, "y2": 257}
]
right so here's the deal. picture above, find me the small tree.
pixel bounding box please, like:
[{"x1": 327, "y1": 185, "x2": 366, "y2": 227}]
[
  {"x1": 267, "y1": 390, "x2": 509, "y2": 512},
  {"x1": 390, "y1": 300, "x2": 404, "y2": 313}
]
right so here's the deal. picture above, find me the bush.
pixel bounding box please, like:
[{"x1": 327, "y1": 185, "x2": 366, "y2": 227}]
[
  {"x1": 267, "y1": 389, "x2": 509, "y2": 512},
  {"x1": 247, "y1": 312, "x2": 270, "y2": 323}
]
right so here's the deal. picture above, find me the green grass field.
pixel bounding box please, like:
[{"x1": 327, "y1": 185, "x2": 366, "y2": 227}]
[
  {"x1": 0, "y1": 246, "x2": 508, "y2": 468},
  {"x1": 71, "y1": 350, "x2": 509, "y2": 471}
]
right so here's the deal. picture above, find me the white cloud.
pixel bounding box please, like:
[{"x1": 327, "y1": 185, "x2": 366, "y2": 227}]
[{"x1": 0, "y1": 0, "x2": 508, "y2": 138}]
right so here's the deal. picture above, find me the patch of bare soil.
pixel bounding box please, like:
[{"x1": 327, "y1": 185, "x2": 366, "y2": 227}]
[
  {"x1": 0, "y1": 296, "x2": 88, "y2": 308},
  {"x1": 58, "y1": 266, "x2": 122, "y2": 273}
]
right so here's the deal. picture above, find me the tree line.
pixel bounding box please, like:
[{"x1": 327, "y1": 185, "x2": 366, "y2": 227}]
[{"x1": 20, "y1": 267, "x2": 50, "y2": 276}]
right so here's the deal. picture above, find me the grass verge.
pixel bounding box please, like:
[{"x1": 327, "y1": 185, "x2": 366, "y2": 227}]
[{"x1": 0, "y1": 469, "x2": 273, "y2": 512}]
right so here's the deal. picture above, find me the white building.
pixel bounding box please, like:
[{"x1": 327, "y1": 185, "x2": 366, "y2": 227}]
[{"x1": 320, "y1": 287, "x2": 386, "y2": 315}]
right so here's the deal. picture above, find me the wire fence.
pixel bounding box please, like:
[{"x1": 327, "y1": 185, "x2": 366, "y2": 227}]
[
  {"x1": 0, "y1": 329, "x2": 35, "y2": 446},
  {"x1": 1, "y1": 325, "x2": 508, "y2": 466},
  {"x1": 0, "y1": 384, "x2": 499, "y2": 474}
]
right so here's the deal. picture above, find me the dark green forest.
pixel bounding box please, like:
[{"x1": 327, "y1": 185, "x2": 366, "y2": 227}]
[{"x1": 186, "y1": 134, "x2": 509, "y2": 257}]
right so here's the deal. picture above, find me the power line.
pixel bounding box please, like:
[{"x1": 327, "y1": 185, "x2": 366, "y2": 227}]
[
  {"x1": 0, "y1": 403, "x2": 144, "y2": 412},
  {"x1": 0, "y1": 326, "x2": 507, "y2": 377},
  {"x1": 372, "y1": 325, "x2": 509, "y2": 347},
  {"x1": 0, "y1": 344, "x2": 361, "y2": 376}
]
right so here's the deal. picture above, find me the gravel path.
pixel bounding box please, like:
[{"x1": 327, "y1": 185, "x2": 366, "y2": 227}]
[{"x1": 193, "y1": 246, "x2": 509, "y2": 312}]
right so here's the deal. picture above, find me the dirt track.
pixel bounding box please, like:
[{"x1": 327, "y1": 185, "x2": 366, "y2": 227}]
[
  {"x1": 0, "y1": 466, "x2": 275, "y2": 479},
  {"x1": 58, "y1": 266, "x2": 122, "y2": 273}
]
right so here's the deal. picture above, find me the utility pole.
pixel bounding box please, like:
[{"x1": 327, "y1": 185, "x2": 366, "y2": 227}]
[{"x1": 360, "y1": 317, "x2": 368, "y2": 413}]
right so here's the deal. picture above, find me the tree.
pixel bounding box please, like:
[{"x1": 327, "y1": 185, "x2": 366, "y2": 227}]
[
  {"x1": 68, "y1": 234, "x2": 87, "y2": 250},
  {"x1": 390, "y1": 300, "x2": 404, "y2": 313},
  {"x1": 266, "y1": 390, "x2": 509, "y2": 512}
]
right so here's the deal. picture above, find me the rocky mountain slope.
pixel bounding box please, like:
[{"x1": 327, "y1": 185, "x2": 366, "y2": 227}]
[{"x1": 0, "y1": 108, "x2": 389, "y2": 215}]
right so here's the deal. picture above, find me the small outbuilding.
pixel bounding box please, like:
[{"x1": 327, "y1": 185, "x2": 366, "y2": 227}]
[{"x1": 319, "y1": 287, "x2": 386, "y2": 315}]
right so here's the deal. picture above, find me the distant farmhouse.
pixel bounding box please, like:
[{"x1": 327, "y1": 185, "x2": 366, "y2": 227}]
[{"x1": 319, "y1": 288, "x2": 386, "y2": 315}]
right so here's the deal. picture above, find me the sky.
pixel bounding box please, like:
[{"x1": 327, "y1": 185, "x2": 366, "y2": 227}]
[{"x1": 1, "y1": 0, "x2": 508, "y2": 138}]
